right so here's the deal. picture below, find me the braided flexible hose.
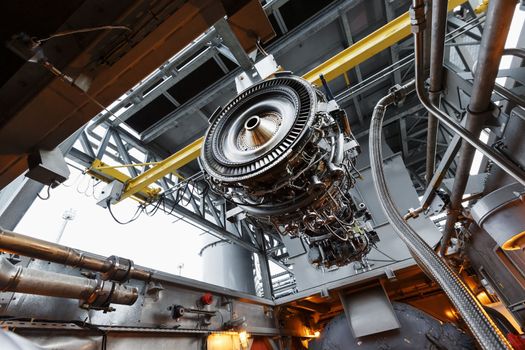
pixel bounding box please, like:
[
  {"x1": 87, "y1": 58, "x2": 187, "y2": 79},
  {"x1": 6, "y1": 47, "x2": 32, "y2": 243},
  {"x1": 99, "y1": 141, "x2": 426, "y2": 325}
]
[{"x1": 368, "y1": 81, "x2": 511, "y2": 349}]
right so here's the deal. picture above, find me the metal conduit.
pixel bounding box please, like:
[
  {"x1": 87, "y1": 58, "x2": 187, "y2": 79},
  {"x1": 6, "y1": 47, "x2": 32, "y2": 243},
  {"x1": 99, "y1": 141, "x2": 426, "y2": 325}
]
[
  {"x1": 0, "y1": 257, "x2": 138, "y2": 306},
  {"x1": 368, "y1": 80, "x2": 511, "y2": 349},
  {"x1": 503, "y1": 48, "x2": 525, "y2": 59},
  {"x1": 335, "y1": 13, "x2": 486, "y2": 104},
  {"x1": 439, "y1": 0, "x2": 517, "y2": 256},
  {"x1": 405, "y1": 6, "x2": 525, "y2": 188},
  {"x1": 0, "y1": 227, "x2": 151, "y2": 282},
  {"x1": 425, "y1": 0, "x2": 448, "y2": 184}
]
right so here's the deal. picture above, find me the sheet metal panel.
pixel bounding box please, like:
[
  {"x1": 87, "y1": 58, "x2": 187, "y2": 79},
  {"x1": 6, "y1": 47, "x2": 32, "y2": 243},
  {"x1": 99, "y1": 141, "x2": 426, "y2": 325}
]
[{"x1": 339, "y1": 285, "x2": 400, "y2": 337}]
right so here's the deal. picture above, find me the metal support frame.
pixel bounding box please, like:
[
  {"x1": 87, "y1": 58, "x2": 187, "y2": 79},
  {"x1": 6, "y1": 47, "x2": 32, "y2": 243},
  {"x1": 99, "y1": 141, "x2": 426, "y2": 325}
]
[
  {"x1": 72, "y1": 130, "x2": 273, "y2": 252},
  {"x1": 102, "y1": 0, "x2": 467, "y2": 205},
  {"x1": 338, "y1": 12, "x2": 365, "y2": 124},
  {"x1": 88, "y1": 28, "x2": 221, "y2": 130},
  {"x1": 214, "y1": 19, "x2": 256, "y2": 73},
  {"x1": 112, "y1": 47, "x2": 218, "y2": 128},
  {"x1": 79, "y1": 126, "x2": 287, "y2": 257},
  {"x1": 57, "y1": 0, "x2": 509, "y2": 301},
  {"x1": 119, "y1": 137, "x2": 202, "y2": 201}
]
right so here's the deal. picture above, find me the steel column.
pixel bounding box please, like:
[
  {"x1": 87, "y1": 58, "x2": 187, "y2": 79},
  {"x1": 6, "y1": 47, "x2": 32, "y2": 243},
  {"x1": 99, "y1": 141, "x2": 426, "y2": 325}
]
[{"x1": 425, "y1": 0, "x2": 448, "y2": 184}]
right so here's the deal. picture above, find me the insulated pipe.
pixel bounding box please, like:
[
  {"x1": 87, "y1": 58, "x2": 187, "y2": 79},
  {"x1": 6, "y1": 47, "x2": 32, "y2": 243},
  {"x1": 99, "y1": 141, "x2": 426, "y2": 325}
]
[
  {"x1": 0, "y1": 257, "x2": 138, "y2": 306},
  {"x1": 0, "y1": 227, "x2": 151, "y2": 282},
  {"x1": 440, "y1": 0, "x2": 516, "y2": 256},
  {"x1": 368, "y1": 81, "x2": 511, "y2": 349},
  {"x1": 425, "y1": 0, "x2": 448, "y2": 184}
]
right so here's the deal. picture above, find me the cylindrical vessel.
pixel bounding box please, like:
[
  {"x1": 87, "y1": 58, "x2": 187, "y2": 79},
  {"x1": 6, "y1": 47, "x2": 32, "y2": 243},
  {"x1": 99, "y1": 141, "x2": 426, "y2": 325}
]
[{"x1": 201, "y1": 230, "x2": 256, "y2": 294}]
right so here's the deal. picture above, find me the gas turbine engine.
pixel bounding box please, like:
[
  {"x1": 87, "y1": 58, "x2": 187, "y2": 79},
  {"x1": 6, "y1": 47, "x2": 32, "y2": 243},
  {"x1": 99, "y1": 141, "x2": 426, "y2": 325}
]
[{"x1": 199, "y1": 75, "x2": 378, "y2": 268}]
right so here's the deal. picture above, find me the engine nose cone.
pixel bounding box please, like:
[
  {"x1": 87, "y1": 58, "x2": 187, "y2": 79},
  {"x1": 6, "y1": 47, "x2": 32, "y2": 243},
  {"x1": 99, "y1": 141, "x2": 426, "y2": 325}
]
[
  {"x1": 244, "y1": 115, "x2": 260, "y2": 130},
  {"x1": 239, "y1": 113, "x2": 280, "y2": 149}
]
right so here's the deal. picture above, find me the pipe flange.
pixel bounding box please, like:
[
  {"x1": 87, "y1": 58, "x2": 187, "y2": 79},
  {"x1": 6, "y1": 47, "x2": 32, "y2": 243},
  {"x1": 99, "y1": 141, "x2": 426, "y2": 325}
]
[
  {"x1": 388, "y1": 84, "x2": 407, "y2": 106},
  {"x1": 465, "y1": 104, "x2": 495, "y2": 119},
  {"x1": 101, "y1": 255, "x2": 134, "y2": 282},
  {"x1": 409, "y1": 3, "x2": 426, "y2": 32},
  {"x1": 81, "y1": 279, "x2": 115, "y2": 310}
]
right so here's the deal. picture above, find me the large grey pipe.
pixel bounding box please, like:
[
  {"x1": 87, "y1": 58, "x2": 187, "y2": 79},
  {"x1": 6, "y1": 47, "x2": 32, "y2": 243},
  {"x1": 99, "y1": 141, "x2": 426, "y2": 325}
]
[
  {"x1": 439, "y1": 0, "x2": 516, "y2": 256},
  {"x1": 0, "y1": 257, "x2": 138, "y2": 306},
  {"x1": 369, "y1": 80, "x2": 511, "y2": 349},
  {"x1": 405, "y1": 9, "x2": 525, "y2": 187},
  {"x1": 425, "y1": 0, "x2": 448, "y2": 183},
  {"x1": 0, "y1": 227, "x2": 151, "y2": 282}
]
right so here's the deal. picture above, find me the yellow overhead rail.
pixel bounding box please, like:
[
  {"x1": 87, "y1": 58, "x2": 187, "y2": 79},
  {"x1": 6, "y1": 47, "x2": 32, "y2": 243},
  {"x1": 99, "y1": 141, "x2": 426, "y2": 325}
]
[
  {"x1": 119, "y1": 136, "x2": 202, "y2": 201},
  {"x1": 303, "y1": 0, "x2": 466, "y2": 85},
  {"x1": 87, "y1": 137, "x2": 202, "y2": 202},
  {"x1": 88, "y1": 0, "x2": 467, "y2": 203},
  {"x1": 88, "y1": 159, "x2": 161, "y2": 201}
]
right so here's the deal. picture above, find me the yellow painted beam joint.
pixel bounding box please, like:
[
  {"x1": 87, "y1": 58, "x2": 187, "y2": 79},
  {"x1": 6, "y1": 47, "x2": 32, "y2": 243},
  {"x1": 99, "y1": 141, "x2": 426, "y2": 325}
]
[
  {"x1": 474, "y1": 0, "x2": 489, "y2": 14},
  {"x1": 89, "y1": 159, "x2": 131, "y2": 184},
  {"x1": 120, "y1": 136, "x2": 203, "y2": 200},
  {"x1": 87, "y1": 159, "x2": 160, "y2": 201}
]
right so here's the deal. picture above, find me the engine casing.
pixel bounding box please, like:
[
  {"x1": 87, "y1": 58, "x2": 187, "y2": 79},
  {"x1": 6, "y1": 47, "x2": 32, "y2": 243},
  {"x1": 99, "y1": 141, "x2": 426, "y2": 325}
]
[{"x1": 200, "y1": 75, "x2": 378, "y2": 268}]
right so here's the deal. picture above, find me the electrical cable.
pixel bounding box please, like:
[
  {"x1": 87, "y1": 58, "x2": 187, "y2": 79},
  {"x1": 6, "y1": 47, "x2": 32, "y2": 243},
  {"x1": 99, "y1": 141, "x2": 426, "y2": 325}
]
[
  {"x1": 37, "y1": 186, "x2": 51, "y2": 200},
  {"x1": 106, "y1": 201, "x2": 143, "y2": 225},
  {"x1": 76, "y1": 173, "x2": 91, "y2": 194},
  {"x1": 144, "y1": 196, "x2": 164, "y2": 217},
  {"x1": 92, "y1": 179, "x2": 104, "y2": 200},
  {"x1": 256, "y1": 38, "x2": 269, "y2": 56},
  {"x1": 199, "y1": 239, "x2": 229, "y2": 256},
  {"x1": 372, "y1": 246, "x2": 401, "y2": 262},
  {"x1": 367, "y1": 258, "x2": 400, "y2": 263},
  {"x1": 35, "y1": 25, "x2": 131, "y2": 44}
]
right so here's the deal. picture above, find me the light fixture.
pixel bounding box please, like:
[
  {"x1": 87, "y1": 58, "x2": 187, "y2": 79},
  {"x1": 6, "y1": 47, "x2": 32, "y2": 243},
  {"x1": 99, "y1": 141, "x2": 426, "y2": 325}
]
[{"x1": 239, "y1": 331, "x2": 249, "y2": 348}]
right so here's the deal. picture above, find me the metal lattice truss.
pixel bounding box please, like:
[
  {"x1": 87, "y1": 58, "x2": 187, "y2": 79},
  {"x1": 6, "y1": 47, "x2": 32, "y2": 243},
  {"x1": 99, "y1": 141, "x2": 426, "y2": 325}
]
[{"x1": 63, "y1": 0, "x2": 525, "y2": 298}]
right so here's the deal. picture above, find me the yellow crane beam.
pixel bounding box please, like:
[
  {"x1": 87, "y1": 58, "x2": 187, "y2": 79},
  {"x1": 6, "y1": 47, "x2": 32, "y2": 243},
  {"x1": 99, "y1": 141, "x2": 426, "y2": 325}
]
[
  {"x1": 87, "y1": 137, "x2": 202, "y2": 202},
  {"x1": 120, "y1": 136, "x2": 203, "y2": 201}
]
